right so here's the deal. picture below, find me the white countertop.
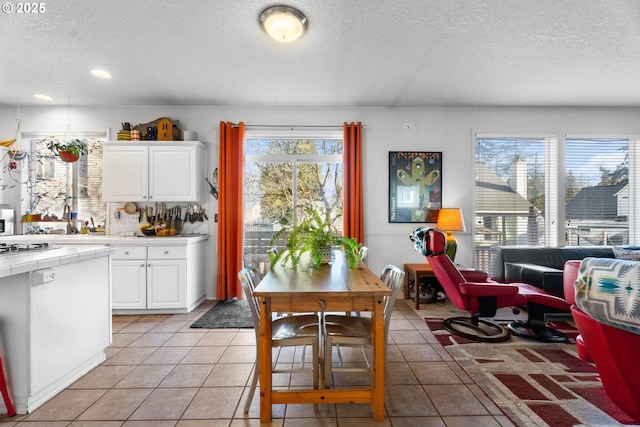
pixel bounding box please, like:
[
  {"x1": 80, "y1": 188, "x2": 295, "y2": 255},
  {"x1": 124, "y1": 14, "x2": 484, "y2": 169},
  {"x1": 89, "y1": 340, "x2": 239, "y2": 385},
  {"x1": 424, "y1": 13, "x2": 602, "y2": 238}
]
[
  {"x1": 0, "y1": 245, "x2": 113, "y2": 278},
  {"x1": 0, "y1": 234, "x2": 208, "y2": 246}
]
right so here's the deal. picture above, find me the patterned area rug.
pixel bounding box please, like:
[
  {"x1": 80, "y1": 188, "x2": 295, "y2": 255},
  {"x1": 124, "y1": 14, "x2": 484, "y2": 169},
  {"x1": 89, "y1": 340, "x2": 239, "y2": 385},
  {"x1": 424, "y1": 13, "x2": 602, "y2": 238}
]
[
  {"x1": 426, "y1": 317, "x2": 640, "y2": 426},
  {"x1": 190, "y1": 299, "x2": 254, "y2": 329}
]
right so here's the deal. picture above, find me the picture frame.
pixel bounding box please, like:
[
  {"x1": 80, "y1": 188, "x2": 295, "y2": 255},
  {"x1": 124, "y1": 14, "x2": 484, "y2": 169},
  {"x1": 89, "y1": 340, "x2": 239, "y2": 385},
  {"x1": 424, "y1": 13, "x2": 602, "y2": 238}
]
[{"x1": 388, "y1": 151, "x2": 442, "y2": 223}]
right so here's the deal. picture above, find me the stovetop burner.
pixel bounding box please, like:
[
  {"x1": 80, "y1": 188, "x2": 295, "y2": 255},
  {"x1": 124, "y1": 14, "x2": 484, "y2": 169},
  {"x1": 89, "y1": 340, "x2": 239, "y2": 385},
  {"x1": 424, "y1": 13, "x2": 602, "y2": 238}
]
[{"x1": 0, "y1": 242, "x2": 53, "y2": 255}]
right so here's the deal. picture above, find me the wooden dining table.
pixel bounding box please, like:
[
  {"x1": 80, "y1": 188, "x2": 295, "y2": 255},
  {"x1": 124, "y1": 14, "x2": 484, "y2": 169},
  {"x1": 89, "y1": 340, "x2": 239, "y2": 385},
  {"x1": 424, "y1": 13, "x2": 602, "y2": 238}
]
[{"x1": 252, "y1": 254, "x2": 391, "y2": 422}]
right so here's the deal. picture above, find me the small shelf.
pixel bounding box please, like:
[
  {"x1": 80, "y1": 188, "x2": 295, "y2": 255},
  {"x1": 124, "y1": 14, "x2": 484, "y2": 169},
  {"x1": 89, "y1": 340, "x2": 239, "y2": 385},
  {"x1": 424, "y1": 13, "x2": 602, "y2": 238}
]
[{"x1": 21, "y1": 220, "x2": 81, "y2": 223}]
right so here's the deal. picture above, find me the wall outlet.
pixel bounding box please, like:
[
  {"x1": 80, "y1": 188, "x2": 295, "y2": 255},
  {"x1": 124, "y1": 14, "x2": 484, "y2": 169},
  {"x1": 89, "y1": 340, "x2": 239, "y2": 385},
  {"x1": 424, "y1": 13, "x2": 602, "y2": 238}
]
[{"x1": 33, "y1": 268, "x2": 56, "y2": 286}]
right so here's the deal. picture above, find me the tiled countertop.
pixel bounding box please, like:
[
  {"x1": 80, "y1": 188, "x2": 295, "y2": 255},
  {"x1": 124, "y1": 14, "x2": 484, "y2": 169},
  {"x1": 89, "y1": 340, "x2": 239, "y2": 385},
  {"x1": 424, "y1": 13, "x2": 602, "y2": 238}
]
[
  {"x1": 0, "y1": 245, "x2": 113, "y2": 278},
  {"x1": 0, "y1": 234, "x2": 208, "y2": 246}
]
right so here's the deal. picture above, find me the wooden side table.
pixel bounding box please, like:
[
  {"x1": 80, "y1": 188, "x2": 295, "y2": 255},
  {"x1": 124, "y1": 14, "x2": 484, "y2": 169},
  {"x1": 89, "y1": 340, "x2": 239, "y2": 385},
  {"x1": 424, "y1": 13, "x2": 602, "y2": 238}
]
[{"x1": 404, "y1": 263, "x2": 437, "y2": 309}]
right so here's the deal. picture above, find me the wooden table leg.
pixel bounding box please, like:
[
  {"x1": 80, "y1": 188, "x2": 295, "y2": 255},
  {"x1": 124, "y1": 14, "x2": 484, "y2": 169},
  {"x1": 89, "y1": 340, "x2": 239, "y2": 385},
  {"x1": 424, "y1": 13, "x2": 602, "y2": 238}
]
[
  {"x1": 259, "y1": 297, "x2": 273, "y2": 422},
  {"x1": 372, "y1": 297, "x2": 385, "y2": 420}
]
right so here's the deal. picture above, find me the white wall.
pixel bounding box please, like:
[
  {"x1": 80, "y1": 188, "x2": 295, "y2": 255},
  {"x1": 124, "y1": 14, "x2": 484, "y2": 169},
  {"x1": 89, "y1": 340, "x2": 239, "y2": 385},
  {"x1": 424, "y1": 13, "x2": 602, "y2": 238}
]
[{"x1": 1, "y1": 105, "x2": 639, "y2": 299}]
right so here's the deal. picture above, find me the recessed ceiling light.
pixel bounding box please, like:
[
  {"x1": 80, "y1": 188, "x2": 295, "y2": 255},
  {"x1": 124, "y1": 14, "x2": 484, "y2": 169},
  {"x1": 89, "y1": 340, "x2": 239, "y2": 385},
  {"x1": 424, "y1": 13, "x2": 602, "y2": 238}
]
[
  {"x1": 34, "y1": 94, "x2": 53, "y2": 101},
  {"x1": 90, "y1": 69, "x2": 112, "y2": 79},
  {"x1": 259, "y1": 5, "x2": 308, "y2": 43}
]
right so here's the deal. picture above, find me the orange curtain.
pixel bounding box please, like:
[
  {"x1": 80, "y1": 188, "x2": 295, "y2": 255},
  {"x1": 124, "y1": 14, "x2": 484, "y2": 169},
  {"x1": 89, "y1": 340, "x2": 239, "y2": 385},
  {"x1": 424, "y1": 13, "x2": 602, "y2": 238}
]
[
  {"x1": 343, "y1": 122, "x2": 364, "y2": 243},
  {"x1": 216, "y1": 121, "x2": 245, "y2": 300}
]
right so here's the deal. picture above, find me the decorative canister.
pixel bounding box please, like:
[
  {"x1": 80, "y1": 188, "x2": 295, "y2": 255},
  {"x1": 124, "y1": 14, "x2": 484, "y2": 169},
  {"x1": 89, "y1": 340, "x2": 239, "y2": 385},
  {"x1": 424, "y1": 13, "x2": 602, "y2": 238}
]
[
  {"x1": 130, "y1": 130, "x2": 141, "y2": 141},
  {"x1": 184, "y1": 131, "x2": 198, "y2": 141}
]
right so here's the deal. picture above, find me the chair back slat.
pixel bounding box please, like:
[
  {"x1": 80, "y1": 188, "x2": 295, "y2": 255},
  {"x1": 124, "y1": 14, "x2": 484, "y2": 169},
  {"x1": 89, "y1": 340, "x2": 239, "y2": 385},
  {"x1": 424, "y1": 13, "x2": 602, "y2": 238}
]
[
  {"x1": 379, "y1": 264, "x2": 405, "y2": 328},
  {"x1": 238, "y1": 266, "x2": 262, "y2": 338}
]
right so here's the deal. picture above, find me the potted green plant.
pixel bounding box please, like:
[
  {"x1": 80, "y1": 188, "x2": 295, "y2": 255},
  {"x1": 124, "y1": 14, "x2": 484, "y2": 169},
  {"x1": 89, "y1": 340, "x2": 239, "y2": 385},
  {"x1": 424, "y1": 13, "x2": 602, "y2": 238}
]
[
  {"x1": 269, "y1": 206, "x2": 363, "y2": 270},
  {"x1": 45, "y1": 138, "x2": 87, "y2": 163}
]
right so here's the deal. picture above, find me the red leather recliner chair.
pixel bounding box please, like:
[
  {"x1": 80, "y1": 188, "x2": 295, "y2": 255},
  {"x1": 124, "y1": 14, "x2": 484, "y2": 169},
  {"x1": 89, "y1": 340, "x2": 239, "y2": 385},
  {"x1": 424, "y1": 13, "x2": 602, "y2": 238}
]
[
  {"x1": 564, "y1": 259, "x2": 640, "y2": 421},
  {"x1": 421, "y1": 228, "x2": 570, "y2": 342}
]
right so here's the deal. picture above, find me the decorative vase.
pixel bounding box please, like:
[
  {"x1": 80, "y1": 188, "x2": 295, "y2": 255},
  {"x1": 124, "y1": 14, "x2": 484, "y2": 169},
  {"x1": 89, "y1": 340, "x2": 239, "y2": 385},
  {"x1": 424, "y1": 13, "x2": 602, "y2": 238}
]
[
  {"x1": 321, "y1": 247, "x2": 333, "y2": 264},
  {"x1": 59, "y1": 151, "x2": 79, "y2": 163}
]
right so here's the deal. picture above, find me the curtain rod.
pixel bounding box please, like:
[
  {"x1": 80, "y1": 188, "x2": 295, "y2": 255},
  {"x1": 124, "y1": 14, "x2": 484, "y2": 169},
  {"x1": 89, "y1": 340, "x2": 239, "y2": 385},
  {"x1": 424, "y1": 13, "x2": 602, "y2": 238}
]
[{"x1": 229, "y1": 124, "x2": 364, "y2": 129}]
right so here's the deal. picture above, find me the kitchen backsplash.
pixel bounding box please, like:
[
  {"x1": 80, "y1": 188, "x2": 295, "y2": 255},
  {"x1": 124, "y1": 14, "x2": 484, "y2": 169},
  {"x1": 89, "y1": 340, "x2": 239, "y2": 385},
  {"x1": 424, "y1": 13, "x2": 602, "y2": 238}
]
[{"x1": 106, "y1": 202, "x2": 208, "y2": 236}]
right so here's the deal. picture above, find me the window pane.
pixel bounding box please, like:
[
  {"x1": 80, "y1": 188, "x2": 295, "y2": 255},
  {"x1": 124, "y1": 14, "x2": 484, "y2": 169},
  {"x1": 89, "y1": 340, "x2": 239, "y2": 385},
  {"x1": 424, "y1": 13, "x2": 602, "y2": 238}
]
[
  {"x1": 31, "y1": 138, "x2": 104, "y2": 233},
  {"x1": 475, "y1": 137, "x2": 547, "y2": 270},
  {"x1": 243, "y1": 137, "x2": 343, "y2": 272},
  {"x1": 565, "y1": 138, "x2": 628, "y2": 245}
]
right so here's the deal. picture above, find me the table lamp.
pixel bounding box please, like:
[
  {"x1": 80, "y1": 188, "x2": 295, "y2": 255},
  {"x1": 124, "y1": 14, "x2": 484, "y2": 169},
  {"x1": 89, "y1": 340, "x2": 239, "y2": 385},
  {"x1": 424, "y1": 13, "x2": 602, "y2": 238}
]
[{"x1": 436, "y1": 208, "x2": 466, "y2": 262}]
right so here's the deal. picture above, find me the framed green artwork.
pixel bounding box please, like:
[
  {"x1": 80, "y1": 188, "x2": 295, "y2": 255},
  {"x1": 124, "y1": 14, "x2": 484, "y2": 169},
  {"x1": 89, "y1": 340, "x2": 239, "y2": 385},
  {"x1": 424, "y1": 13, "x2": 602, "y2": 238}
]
[{"x1": 389, "y1": 151, "x2": 442, "y2": 223}]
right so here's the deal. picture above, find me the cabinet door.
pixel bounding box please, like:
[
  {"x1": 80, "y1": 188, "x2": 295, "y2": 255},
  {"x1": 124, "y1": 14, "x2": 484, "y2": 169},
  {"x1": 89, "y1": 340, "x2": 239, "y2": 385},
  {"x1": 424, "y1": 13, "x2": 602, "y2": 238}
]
[
  {"x1": 102, "y1": 145, "x2": 149, "y2": 201},
  {"x1": 112, "y1": 260, "x2": 147, "y2": 309},
  {"x1": 147, "y1": 260, "x2": 186, "y2": 309},
  {"x1": 148, "y1": 146, "x2": 197, "y2": 201}
]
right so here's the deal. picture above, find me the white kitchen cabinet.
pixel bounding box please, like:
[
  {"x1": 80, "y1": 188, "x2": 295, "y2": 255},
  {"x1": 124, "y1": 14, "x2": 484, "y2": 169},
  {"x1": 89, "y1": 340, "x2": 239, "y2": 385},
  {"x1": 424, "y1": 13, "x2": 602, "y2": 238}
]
[
  {"x1": 147, "y1": 246, "x2": 186, "y2": 309},
  {"x1": 111, "y1": 241, "x2": 204, "y2": 314},
  {"x1": 102, "y1": 141, "x2": 207, "y2": 202}
]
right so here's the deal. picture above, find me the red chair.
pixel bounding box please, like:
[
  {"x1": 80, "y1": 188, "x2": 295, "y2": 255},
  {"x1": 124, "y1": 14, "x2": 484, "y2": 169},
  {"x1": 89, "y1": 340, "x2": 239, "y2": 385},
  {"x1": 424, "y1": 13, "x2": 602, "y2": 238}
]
[
  {"x1": 423, "y1": 228, "x2": 570, "y2": 342},
  {"x1": 563, "y1": 259, "x2": 640, "y2": 421},
  {"x1": 0, "y1": 353, "x2": 15, "y2": 417}
]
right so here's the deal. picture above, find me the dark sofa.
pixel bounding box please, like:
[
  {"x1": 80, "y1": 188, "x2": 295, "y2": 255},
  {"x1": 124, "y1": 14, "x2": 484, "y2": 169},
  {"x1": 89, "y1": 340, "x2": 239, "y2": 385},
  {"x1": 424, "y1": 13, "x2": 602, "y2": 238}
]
[{"x1": 488, "y1": 246, "x2": 615, "y2": 298}]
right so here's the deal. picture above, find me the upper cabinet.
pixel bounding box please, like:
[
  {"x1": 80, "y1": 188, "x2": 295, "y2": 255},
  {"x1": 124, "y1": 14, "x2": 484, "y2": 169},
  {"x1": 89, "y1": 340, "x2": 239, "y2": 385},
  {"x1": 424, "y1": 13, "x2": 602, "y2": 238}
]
[{"x1": 102, "y1": 141, "x2": 207, "y2": 202}]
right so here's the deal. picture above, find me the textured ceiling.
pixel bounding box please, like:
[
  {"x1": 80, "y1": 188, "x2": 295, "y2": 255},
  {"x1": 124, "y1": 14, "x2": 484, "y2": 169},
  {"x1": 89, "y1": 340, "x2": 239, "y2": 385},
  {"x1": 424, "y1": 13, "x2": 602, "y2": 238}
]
[{"x1": 2, "y1": 0, "x2": 640, "y2": 107}]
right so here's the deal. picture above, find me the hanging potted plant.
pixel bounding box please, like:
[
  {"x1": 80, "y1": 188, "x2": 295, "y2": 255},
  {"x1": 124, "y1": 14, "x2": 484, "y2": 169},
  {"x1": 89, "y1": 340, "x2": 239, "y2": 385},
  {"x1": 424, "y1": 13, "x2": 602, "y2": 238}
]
[
  {"x1": 45, "y1": 138, "x2": 87, "y2": 163},
  {"x1": 269, "y1": 205, "x2": 363, "y2": 270}
]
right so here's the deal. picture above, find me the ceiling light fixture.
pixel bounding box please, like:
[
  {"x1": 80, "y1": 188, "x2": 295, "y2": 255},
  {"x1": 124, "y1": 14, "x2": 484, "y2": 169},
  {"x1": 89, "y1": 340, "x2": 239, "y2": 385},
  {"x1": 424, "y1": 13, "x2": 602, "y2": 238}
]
[
  {"x1": 259, "y1": 5, "x2": 308, "y2": 43},
  {"x1": 33, "y1": 94, "x2": 53, "y2": 101},
  {"x1": 90, "y1": 69, "x2": 112, "y2": 79}
]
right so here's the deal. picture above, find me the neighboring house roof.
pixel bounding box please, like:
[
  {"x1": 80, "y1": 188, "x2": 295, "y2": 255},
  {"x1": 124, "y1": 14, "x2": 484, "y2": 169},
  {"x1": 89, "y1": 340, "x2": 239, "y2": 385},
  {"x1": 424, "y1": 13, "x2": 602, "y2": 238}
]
[
  {"x1": 566, "y1": 181, "x2": 627, "y2": 220},
  {"x1": 475, "y1": 162, "x2": 532, "y2": 215}
]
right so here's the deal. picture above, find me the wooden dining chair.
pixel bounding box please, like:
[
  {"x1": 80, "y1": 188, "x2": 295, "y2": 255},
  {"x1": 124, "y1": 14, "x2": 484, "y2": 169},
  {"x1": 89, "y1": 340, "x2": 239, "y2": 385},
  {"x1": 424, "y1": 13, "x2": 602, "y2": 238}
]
[
  {"x1": 322, "y1": 264, "x2": 405, "y2": 408},
  {"x1": 238, "y1": 266, "x2": 321, "y2": 414}
]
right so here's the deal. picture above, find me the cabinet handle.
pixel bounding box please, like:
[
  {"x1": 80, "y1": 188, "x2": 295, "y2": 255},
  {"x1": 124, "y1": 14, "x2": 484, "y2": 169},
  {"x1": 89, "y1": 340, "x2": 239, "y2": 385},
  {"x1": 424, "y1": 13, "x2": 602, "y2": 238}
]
[
  {"x1": 164, "y1": 250, "x2": 169, "y2": 255},
  {"x1": 148, "y1": 263, "x2": 151, "y2": 267},
  {"x1": 140, "y1": 264, "x2": 145, "y2": 268},
  {"x1": 124, "y1": 251, "x2": 129, "y2": 255}
]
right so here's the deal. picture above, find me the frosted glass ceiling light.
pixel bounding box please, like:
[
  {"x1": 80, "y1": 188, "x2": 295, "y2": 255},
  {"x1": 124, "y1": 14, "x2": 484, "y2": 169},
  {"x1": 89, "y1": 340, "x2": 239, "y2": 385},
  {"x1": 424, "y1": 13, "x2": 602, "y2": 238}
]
[
  {"x1": 90, "y1": 69, "x2": 112, "y2": 79},
  {"x1": 34, "y1": 94, "x2": 53, "y2": 101},
  {"x1": 260, "y1": 5, "x2": 308, "y2": 43}
]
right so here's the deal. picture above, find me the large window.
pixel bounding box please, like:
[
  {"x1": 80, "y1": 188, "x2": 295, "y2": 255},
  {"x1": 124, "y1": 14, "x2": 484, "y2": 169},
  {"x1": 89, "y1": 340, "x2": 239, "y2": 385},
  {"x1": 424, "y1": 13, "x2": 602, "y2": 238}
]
[
  {"x1": 243, "y1": 135, "x2": 343, "y2": 271},
  {"x1": 565, "y1": 137, "x2": 629, "y2": 246},
  {"x1": 475, "y1": 134, "x2": 636, "y2": 270}
]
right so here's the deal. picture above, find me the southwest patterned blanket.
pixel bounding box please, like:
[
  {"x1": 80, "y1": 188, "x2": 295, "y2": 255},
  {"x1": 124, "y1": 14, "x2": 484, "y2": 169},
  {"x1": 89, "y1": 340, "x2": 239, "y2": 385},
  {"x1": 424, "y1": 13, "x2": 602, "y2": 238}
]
[{"x1": 574, "y1": 257, "x2": 640, "y2": 335}]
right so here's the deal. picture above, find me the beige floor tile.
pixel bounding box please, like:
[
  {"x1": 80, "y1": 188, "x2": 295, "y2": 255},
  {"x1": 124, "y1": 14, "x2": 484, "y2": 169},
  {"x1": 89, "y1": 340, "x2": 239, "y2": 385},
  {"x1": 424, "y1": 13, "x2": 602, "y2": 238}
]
[
  {"x1": 162, "y1": 332, "x2": 206, "y2": 347},
  {"x1": 441, "y1": 415, "x2": 505, "y2": 427},
  {"x1": 181, "y1": 387, "x2": 244, "y2": 419},
  {"x1": 409, "y1": 361, "x2": 465, "y2": 385},
  {"x1": 129, "y1": 388, "x2": 198, "y2": 420},
  {"x1": 119, "y1": 322, "x2": 160, "y2": 334},
  {"x1": 114, "y1": 364, "x2": 175, "y2": 388},
  {"x1": 397, "y1": 343, "x2": 443, "y2": 362},
  {"x1": 128, "y1": 332, "x2": 174, "y2": 347},
  {"x1": 158, "y1": 364, "x2": 213, "y2": 387},
  {"x1": 203, "y1": 363, "x2": 253, "y2": 387},
  {"x1": 142, "y1": 346, "x2": 191, "y2": 364},
  {"x1": 101, "y1": 347, "x2": 156, "y2": 365},
  {"x1": 76, "y1": 389, "x2": 153, "y2": 421},
  {"x1": 218, "y1": 345, "x2": 261, "y2": 364},
  {"x1": 423, "y1": 384, "x2": 490, "y2": 416},
  {"x1": 195, "y1": 330, "x2": 238, "y2": 346},
  {"x1": 149, "y1": 321, "x2": 189, "y2": 333},
  {"x1": 110, "y1": 333, "x2": 143, "y2": 348},
  {"x1": 68, "y1": 365, "x2": 135, "y2": 389},
  {"x1": 23, "y1": 389, "x2": 107, "y2": 421},
  {"x1": 179, "y1": 345, "x2": 226, "y2": 364}
]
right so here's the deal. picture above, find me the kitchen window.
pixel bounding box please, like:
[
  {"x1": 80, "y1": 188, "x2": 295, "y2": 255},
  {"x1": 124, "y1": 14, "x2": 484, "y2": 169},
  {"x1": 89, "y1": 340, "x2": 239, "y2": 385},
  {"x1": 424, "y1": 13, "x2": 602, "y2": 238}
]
[
  {"x1": 243, "y1": 132, "x2": 343, "y2": 271},
  {"x1": 21, "y1": 130, "x2": 107, "y2": 233}
]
